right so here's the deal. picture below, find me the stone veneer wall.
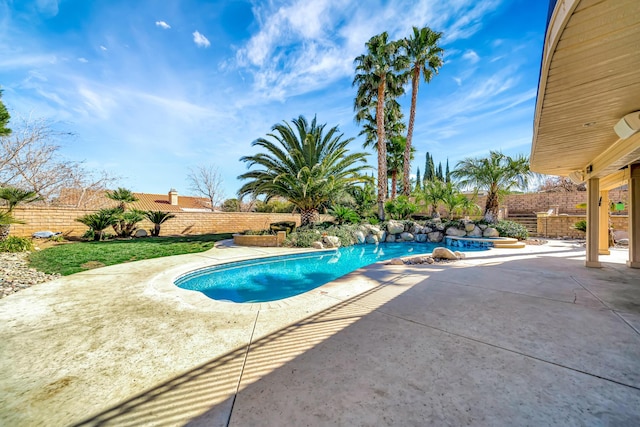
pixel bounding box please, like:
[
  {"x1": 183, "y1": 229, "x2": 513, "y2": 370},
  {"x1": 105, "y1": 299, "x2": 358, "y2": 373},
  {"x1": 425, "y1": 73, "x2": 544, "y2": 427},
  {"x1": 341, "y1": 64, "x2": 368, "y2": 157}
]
[
  {"x1": 8, "y1": 207, "x2": 328, "y2": 238},
  {"x1": 536, "y1": 214, "x2": 628, "y2": 238}
]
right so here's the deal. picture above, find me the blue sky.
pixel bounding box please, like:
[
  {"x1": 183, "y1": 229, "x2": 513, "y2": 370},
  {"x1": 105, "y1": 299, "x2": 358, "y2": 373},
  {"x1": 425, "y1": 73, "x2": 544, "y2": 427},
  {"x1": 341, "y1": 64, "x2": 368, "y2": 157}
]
[{"x1": 0, "y1": 0, "x2": 549, "y2": 199}]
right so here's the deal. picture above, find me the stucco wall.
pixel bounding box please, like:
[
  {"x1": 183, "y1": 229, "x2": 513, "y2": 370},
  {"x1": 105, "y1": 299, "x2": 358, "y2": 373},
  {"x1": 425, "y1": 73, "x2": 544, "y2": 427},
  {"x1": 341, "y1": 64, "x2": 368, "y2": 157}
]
[{"x1": 536, "y1": 214, "x2": 628, "y2": 238}]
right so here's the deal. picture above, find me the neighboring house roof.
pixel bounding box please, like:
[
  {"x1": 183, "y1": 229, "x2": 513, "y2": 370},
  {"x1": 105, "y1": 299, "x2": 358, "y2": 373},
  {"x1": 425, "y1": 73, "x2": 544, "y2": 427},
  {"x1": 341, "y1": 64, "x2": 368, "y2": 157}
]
[{"x1": 54, "y1": 188, "x2": 212, "y2": 212}]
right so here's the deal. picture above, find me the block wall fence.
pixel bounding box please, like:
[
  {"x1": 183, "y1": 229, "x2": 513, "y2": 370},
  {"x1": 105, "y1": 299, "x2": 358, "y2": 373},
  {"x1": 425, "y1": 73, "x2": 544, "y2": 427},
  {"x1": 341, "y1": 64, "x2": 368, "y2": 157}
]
[
  {"x1": 8, "y1": 207, "x2": 314, "y2": 238},
  {"x1": 6, "y1": 190, "x2": 629, "y2": 238}
]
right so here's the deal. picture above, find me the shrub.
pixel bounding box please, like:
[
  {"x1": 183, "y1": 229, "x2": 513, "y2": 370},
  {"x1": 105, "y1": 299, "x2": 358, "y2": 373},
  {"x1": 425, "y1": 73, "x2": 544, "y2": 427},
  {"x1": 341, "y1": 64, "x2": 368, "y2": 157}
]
[
  {"x1": 76, "y1": 209, "x2": 116, "y2": 241},
  {"x1": 243, "y1": 229, "x2": 274, "y2": 236},
  {"x1": 0, "y1": 236, "x2": 34, "y2": 252},
  {"x1": 384, "y1": 196, "x2": 417, "y2": 220},
  {"x1": 269, "y1": 221, "x2": 296, "y2": 234},
  {"x1": 494, "y1": 220, "x2": 529, "y2": 240},
  {"x1": 573, "y1": 220, "x2": 587, "y2": 232},
  {"x1": 329, "y1": 206, "x2": 360, "y2": 225},
  {"x1": 285, "y1": 229, "x2": 322, "y2": 247}
]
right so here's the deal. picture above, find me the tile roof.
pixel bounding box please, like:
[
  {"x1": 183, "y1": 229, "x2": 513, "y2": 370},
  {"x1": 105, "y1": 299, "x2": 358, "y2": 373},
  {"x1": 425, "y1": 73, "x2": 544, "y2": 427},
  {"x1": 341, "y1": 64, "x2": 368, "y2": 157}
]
[{"x1": 54, "y1": 189, "x2": 211, "y2": 211}]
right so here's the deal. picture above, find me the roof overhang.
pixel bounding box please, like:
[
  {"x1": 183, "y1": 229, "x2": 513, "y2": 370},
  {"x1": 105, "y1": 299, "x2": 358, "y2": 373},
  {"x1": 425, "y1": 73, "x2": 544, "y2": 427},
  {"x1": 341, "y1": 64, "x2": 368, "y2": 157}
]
[{"x1": 531, "y1": 0, "x2": 640, "y2": 186}]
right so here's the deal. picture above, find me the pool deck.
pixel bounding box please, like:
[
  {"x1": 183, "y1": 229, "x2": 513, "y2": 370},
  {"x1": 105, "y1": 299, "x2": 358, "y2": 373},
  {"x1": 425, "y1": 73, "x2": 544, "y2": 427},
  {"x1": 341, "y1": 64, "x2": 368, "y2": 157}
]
[{"x1": 1, "y1": 240, "x2": 639, "y2": 426}]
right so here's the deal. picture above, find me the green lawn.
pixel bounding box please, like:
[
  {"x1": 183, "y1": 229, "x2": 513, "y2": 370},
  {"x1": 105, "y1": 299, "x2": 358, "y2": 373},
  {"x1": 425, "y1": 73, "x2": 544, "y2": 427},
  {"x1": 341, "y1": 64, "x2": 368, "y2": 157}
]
[{"x1": 28, "y1": 233, "x2": 233, "y2": 276}]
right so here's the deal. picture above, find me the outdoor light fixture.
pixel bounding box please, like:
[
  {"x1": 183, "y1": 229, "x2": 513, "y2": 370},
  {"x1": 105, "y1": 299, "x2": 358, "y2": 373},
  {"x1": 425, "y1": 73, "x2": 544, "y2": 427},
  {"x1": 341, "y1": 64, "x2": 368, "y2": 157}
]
[{"x1": 614, "y1": 111, "x2": 640, "y2": 139}]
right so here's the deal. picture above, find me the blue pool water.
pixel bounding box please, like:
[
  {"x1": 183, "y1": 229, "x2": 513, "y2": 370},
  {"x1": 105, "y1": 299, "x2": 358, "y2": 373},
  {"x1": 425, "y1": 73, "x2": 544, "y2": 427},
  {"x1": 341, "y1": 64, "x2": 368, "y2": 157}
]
[{"x1": 176, "y1": 243, "x2": 485, "y2": 303}]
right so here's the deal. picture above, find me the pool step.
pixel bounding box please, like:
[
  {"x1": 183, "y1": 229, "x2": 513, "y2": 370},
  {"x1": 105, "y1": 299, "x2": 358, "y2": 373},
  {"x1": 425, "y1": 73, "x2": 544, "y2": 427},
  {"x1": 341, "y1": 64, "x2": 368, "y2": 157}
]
[{"x1": 493, "y1": 239, "x2": 526, "y2": 249}]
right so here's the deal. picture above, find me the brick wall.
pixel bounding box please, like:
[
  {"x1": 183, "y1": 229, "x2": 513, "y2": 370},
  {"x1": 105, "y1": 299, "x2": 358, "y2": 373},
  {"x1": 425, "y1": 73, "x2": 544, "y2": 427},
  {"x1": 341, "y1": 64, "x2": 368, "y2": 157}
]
[{"x1": 8, "y1": 206, "x2": 319, "y2": 238}]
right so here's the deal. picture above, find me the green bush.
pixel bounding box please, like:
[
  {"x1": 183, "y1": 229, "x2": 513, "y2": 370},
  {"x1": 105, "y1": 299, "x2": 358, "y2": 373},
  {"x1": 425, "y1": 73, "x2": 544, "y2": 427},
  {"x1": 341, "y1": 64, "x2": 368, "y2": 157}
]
[
  {"x1": 243, "y1": 229, "x2": 274, "y2": 236},
  {"x1": 285, "y1": 229, "x2": 322, "y2": 247},
  {"x1": 329, "y1": 205, "x2": 360, "y2": 225},
  {"x1": 0, "y1": 236, "x2": 34, "y2": 252},
  {"x1": 384, "y1": 196, "x2": 417, "y2": 220},
  {"x1": 494, "y1": 220, "x2": 529, "y2": 240},
  {"x1": 573, "y1": 220, "x2": 587, "y2": 232}
]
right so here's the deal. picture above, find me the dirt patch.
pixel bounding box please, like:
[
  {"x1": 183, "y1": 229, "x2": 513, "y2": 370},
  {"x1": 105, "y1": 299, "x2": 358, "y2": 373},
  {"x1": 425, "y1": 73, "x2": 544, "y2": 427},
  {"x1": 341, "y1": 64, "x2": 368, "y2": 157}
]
[{"x1": 81, "y1": 261, "x2": 106, "y2": 270}]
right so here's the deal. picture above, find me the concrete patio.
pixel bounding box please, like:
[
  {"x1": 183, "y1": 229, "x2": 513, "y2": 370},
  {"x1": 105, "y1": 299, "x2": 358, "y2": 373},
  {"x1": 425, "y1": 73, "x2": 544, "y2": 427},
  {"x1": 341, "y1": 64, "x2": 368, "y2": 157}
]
[{"x1": 1, "y1": 240, "x2": 639, "y2": 426}]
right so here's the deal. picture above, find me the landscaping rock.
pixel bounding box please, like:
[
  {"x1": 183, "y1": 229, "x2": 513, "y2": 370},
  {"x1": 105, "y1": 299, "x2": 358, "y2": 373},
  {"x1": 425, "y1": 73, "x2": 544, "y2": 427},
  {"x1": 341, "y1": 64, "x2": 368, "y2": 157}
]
[
  {"x1": 385, "y1": 234, "x2": 397, "y2": 243},
  {"x1": 312, "y1": 241, "x2": 324, "y2": 249},
  {"x1": 386, "y1": 258, "x2": 404, "y2": 265},
  {"x1": 322, "y1": 236, "x2": 341, "y2": 248},
  {"x1": 464, "y1": 222, "x2": 476, "y2": 232},
  {"x1": 387, "y1": 220, "x2": 405, "y2": 235},
  {"x1": 415, "y1": 234, "x2": 427, "y2": 243},
  {"x1": 427, "y1": 231, "x2": 444, "y2": 242},
  {"x1": 432, "y1": 247, "x2": 460, "y2": 260},
  {"x1": 467, "y1": 226, "x2": 483, "y2": 237},
  {"x1": 454, "y1": 251, "x2": 466, "y2": 259},
  {"x1": 1, "y1": 252, "x2": 61, "y2": 299},
  {"x1": 446, "y1": 227, "x2": 466, "y2": 237},
  {"x1": 134, "y1": 229, "x2": 148, "y2": 238},
  {"x1": 483, "y1": 227, "x2": 500, "y2": 238},
  {"x1": 478, "y1": 224, "x2": 488, "y2": 230},
  {"x1": 365, "y1": 234, "x2": 378, "y2": 244},
  {"x1": 410, "y1": 224, "x2": 423, "y2": 235},
  {"x1": 354, "y1": 231, "x2": 366, "y2": 244},
  {"x1": 400, "y1": 232, "x2": 414, "y2": 241}
]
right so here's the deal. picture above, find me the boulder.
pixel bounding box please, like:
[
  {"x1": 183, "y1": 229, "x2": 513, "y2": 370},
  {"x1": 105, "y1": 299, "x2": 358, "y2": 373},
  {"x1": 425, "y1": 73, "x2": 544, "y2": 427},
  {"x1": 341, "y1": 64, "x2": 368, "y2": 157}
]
[
  {"x1": 445, "y1": 227, "x2": 467, "y2": 237},
  {"x1": 385, "y1": 234, "x2": 397, "y2": 243},
  {"x1": 427, "y1": 231, "x2": 444, "y2": 242},
  {"x1": 312, "y1": 241, "x2": 324, "y2": 249},
  {"x1": 363, "y1": 225, "x2": 381, "y2": 236},
  {"x1": 415, "y1": 233, "x2": 428, "y2": 243},
  {"x1": 387, "y1": 220, "x2": 405, "y2": 235},
  {"x1": 322, "y1": 235, "x2": 341, "y2": 248},
  {"x1": 400, "y1": 232, "x2": 415, "y2": 241},
  {"x1": 423, "y1": 226, "x2": 433, "y2": 233},
  {"x1": 483, "y1": 227, "x2": 500, "y2": 238},
  {"x1": 478, "y1": 224, "x2": 488, "y2": 230},
  {"x1": 467, "y1": 226, "x2": 483, "y2": 237},
  {"x1": 354, "y1": 230, "x2": 366, "y2": 244},
  {"x1": 134, "y1": 229, "x2": 148, "y2": 238},
  {"x1": 432, "y1": 247, "x2": 460, "y2": 260},
  {"x1": 32, "y1": 231, "x2": 60, "y2": 239},
  {"x1": 454, "y1": 251, "x2": 466, "y2": 259},
  {"x1": 380, "y1": 231, "x2": 387, "y2": 242},
  {"x1": 410, "y1": 224, "x2": 423, "y2": 235},
  {"x1": 365, "y1": 234, "x2": 379, "y2": 244},
  {"x1": 464, "y1": 222, "x2": 476, "y2": 232},
  {"x1": 386, "y1": 258, "x2": 405, "y2": 265}
]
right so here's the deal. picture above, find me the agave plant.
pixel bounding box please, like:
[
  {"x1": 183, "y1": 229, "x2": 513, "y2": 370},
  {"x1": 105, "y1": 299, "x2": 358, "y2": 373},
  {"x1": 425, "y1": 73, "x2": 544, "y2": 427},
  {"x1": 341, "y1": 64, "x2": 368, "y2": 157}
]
[{"x1": 144, "y1": 210, "x2": 176, "y2": 237}]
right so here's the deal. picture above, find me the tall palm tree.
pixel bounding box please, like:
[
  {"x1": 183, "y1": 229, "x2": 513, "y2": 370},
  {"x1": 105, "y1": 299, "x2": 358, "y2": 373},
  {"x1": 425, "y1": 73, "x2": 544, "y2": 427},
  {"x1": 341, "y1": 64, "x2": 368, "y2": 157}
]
[
  {"x1": 451, "y1": 151, "x2": 531, "y2": 222},
  {"x1": 238, "y1": 116, "x2": 371, "y2": 225},
  {"x1": 354, "y1": 32, "x2": 408, "y2": 220},
  {"x1": 106, "y1": 187, "x2": 138, "y2": 210},
  {"x1": 401, "y1": 26, "x2": 444, "y2": 196}
]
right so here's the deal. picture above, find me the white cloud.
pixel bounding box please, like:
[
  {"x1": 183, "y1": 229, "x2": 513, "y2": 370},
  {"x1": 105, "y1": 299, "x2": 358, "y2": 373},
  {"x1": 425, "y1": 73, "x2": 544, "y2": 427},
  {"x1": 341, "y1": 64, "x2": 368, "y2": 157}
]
[
  {"x1": 155, "y1": 21, "x2": 171, "y2": 30},
  {"x1": 100, "y1": 45, "x2": 107, "y2": 51},
  {"x1": 78, "y1": 57, "x2": 88, "y2": 63},
  {"x1": 192, "y1": 31, "x2": 210, "y2": 48},
  {"x1": 462, "y1": 50, "x2": 480, "y2": 64},
  {"x1": 453, "y1": 77, "x2": 462, "y2": 86}
]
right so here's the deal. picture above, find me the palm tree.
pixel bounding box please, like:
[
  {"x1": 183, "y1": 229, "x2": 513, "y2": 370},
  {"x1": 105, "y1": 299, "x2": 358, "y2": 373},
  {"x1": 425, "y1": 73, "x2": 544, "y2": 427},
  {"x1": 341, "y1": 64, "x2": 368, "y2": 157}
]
[
  {"x1": 440, "y1": 182, "x2": 481, "y2": 219},
  {"x1": 452, "y1": 151, "x2": 531, "y2": 222},
  {"x1": 354, "y1": 32, "x2": 408, "y2": 220},
  {"x1": 106, "y1": 187, "x2": 138, "y2": 210},
  {"x1": 238, "y1": 116, "x2": 371, "y2": 225},
  {"x1": 76, "y1": 209, "x2": 116, "y2": 241},
  {"x1": 417, "y1": 179, "x2": 447, "y2": 218},
  {"x1": 0, "y1": 187, "x2": 40, "y2": 241},
  {"x1": 401, "y1": 26, "x2": 444, "y2": 196},
  {"x1": 145, "y1": 211, "x2": 176, "y2": 237}
]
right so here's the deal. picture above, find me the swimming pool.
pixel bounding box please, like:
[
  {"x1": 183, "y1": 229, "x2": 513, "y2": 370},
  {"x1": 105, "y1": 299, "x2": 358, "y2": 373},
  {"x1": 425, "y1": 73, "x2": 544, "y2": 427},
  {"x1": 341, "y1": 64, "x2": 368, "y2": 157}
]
[{"x1": 175, "y1": 243, "x2": 483, "y2": 303}]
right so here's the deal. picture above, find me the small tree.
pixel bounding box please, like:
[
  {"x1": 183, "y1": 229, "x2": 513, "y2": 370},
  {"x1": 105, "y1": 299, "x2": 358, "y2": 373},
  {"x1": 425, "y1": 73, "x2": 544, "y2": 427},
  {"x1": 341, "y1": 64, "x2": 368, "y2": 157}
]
[
  {"x1": 0, "y1": 88, "x2": 11, "y2": 136},
  {"x1": 0, "y1": 186, "x2": 41, "y2": 241},
  {"x1": 145, "y1": 211, "x2": 176, "y2": 237},
  {"x1": 76, "y1": 209, "x2": 116, "y2": 241},
  {"x1": 417, "y1": 179, "x2": 447, "y2": 218},
  {"x1": 187, "y1": 164, "x2": 225, "y2": 210}
]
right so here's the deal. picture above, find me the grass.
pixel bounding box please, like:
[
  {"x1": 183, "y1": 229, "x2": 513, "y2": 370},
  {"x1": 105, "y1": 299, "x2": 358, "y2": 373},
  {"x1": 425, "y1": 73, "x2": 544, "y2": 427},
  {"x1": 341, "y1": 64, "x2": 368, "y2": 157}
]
[{"x1": 28, "y1": 233, "x2": 233, "y2": 276}]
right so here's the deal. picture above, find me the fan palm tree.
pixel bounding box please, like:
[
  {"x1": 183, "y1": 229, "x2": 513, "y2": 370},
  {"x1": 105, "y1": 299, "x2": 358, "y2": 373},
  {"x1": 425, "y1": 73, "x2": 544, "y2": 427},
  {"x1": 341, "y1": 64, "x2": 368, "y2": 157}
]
[
  {"x1": 452, "y1": 151, "x2": 531, "y2": 222},
  {"x1": 106, "y1": 187, "x2": 138, "y2": 210},
  {"x1": 76, "y1": 209, "x2": 117, "y2": 241},
  {"x1": 401, "y1": 26, "x2": 444, "y2": 196},
  {"x1": 417, "y1": 178, "x2": 447, "y2": 218},
  {"x1": 238, "y1": 116, "x2": 371, "y2": 225},
  {"x1": 0, "y1": 187, "x2": 40, "y2": 241},
  {"x1": 354, "y1": 32, "x2": 408, "y2": 220},
  {"x1": 145, "y1": 211, "x2": 176, "y2": 237}
]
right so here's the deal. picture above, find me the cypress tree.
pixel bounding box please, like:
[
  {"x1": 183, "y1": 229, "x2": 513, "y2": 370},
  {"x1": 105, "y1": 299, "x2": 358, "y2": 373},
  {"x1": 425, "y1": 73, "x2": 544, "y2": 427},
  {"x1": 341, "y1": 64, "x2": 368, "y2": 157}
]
[
  {"x1": 445, "y1": 158, "x2": 451, "y2": 183},
  {"x1": 437, "y1": 162, "x2": 443, "y2": 181},
  {"x1": 428, "y1": 154, "x2": 435, "y2": 181},
  {"x1": 415, "y1": 167, "x2": 421, "y2": 191}
]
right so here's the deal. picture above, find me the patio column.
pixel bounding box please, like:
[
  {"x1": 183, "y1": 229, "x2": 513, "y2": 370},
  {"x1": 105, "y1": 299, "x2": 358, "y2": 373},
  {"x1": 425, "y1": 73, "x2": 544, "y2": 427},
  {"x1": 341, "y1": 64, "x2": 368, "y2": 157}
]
[
  {"x1": 586, "y1": 177, "x2": 601, "y2": 267},
  {"x1": 628, "y1": 163, "x2": 640, "y2": 268},
  {"x1": 599, "y1": 190, "x2": 610, "y2": 255}
]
